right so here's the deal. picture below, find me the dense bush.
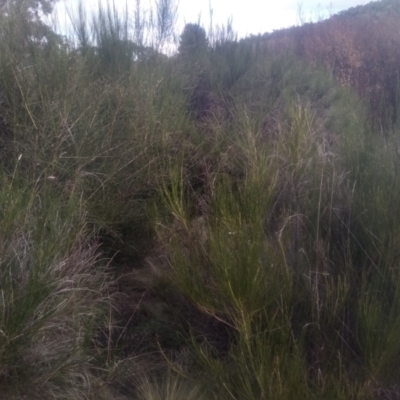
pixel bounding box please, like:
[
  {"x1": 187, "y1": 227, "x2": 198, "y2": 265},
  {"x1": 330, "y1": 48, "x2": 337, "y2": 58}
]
[{"x1": 1, "y1": 0, "x2": 400, "y2": 398}]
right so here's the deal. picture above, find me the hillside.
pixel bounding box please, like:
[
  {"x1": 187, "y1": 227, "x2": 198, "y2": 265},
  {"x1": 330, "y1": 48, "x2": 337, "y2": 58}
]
[
  {"x1": 245, "y1": 0, "x2": 400, "y2": 127},
  {"x1": 1, "y1": 1, "x2": 400, "y2": 399}
]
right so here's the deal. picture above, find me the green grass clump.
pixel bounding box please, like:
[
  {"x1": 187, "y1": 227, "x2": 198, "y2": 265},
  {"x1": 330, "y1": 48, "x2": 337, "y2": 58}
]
[{"x1": 0, "y1": 176, "x2": 114, "y2": 399}]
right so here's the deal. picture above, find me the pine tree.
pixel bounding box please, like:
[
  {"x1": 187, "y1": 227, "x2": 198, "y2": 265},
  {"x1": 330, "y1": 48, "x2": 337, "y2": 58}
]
[{"x1": 178, "y1": 23, "x2": 209, "y2": 58}]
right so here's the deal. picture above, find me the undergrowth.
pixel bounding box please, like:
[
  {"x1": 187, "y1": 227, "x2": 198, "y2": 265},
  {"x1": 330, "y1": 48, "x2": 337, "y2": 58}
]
[{"x1": 0, "y1": 1, "x2": 400, "y2": 399}]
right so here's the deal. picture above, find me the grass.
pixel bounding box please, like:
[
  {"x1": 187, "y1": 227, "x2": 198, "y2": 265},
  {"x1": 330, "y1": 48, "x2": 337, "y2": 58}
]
[
  {"x1": 1, "y1": 1, "x2": 400, "y2": 398},
  {"x1": 0, "y1": 175, "x2": 114, "y2": 399}
]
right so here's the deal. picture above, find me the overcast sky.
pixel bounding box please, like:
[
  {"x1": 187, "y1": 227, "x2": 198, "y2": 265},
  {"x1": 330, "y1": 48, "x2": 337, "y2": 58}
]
[
  {"x1": 176, "y1": 0, "x2": 374, "y2": 36},
  {"x1": 53, "y1": 0, "x2": 376, "y2": 38}
]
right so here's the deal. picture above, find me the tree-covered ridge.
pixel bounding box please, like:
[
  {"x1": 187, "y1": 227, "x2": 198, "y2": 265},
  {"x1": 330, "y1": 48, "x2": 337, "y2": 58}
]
[
  {"x1": 243, "y1": 0, "x2": 400, "y2": 127},
  {"x1": 337, "y1": 0, "x2": 400, "y2": 19}
]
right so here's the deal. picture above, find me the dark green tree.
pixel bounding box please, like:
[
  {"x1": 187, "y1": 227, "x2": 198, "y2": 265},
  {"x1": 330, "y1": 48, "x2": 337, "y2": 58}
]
[
  {"x1": 0, "y1": 0, "x2": 58, "y2": 43},
  {"x1": 178, "y1": 23, "x2": 209, "y2": 58}
]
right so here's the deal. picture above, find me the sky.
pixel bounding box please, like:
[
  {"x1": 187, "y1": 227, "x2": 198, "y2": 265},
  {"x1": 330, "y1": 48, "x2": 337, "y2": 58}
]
[
  {"x1": 52, "y1": 0, "x2": 375, "y2": 39},
  {"x1": 176, "y1": 0, "x2": 373, "y2": 36}
]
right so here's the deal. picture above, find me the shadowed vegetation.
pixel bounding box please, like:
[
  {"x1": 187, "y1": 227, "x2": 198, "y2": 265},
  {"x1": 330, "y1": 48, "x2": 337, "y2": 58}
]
[{"x1": 1, "y1": 0, "x2": 400, "y2": 398}]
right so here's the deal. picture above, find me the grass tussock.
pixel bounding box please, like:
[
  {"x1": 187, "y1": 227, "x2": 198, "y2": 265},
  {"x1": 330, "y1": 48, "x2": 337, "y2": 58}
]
[{"x1": 1, "y1": 0, "x2": 400, "y2": 398}]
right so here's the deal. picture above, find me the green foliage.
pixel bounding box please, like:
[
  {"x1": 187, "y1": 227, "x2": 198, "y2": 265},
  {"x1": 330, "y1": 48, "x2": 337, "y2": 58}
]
[
  {"x1": 178, "y1": 23, "x2": 209, "y2": 58},
  {"x1": 210, "y1": 40, "x2": 256, "y2": 91},
  {"x1": 0, "y1": 176, "x2": 112, "y2": 399},
  {"x1": 0, "y1": 0, "x2": 60, "y2": 47},
  {"x1": 1, "y1": 1, "x2": 400, "y2": 399}
]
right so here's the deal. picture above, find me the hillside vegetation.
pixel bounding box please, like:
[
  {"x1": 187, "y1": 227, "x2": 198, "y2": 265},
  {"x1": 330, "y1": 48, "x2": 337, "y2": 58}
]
[
  {"x1": 248, "y1": 0, "x2": 400, "y2": 128},
  {"x1": 1, "y1": 0, "x2": 400, "y2": 399}
]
